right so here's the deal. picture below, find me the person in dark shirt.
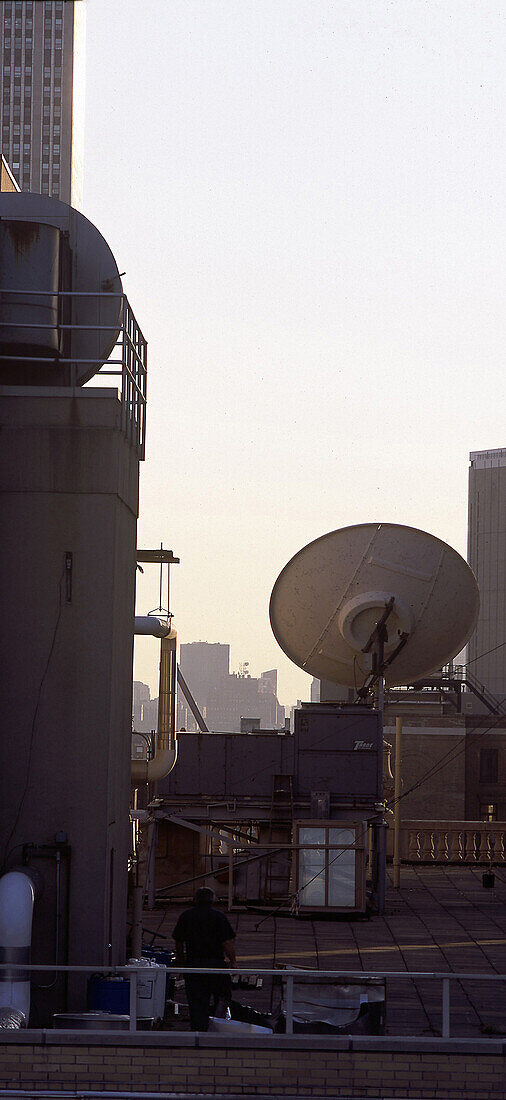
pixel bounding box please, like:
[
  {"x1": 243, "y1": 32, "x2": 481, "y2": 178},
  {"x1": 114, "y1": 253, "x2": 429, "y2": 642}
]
[{"x1": 172, "y1": 887, "x2": 236, "y2": 1031}]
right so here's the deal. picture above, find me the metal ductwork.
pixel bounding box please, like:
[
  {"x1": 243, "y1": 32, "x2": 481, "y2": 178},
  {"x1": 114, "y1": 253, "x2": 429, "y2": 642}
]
[
  {"x1": 131, "y1": 619, "x2": 178, "y2": 785},
  {"x1": 0, "y1": 870, "x2": 39, "y2": 1028}
]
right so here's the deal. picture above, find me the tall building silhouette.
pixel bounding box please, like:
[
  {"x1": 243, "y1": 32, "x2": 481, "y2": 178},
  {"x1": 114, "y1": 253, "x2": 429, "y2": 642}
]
[
  {"x1": 0, "y1": 0, "x2": 85, "y2": 206},
  {"x1": 468, "y1": 447, "x2": 506, "y2": 701},
  {"x1": 177, "y1": 641, "x2": 285, "y2": 732}
]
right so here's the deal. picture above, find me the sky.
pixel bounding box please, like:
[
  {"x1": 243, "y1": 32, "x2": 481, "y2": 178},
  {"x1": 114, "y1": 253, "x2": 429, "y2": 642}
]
[{"x1": 83, "y1": 0, "x2": 506, "y2": 708}]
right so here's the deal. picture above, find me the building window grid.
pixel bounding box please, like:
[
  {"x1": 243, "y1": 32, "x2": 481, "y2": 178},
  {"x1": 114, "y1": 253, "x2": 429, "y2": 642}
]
[
  {"x1": 41, "y1": 5, "x2": 55, "y2": 191},
  {"x1": 1, "y1": 0, "x2": 68, "y2": 196}
]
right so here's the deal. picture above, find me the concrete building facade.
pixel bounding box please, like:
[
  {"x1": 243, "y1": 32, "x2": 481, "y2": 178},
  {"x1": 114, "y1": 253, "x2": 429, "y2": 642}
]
[
  {"x1": 467, "y1": 447, "x2": 506, "y2": 703},
  {"x1": 0, "y1": 0, "x2": 84, "y2": 206},
  {"x1": 0, "y1": 387, "x2": 140, "y2": 1020}
]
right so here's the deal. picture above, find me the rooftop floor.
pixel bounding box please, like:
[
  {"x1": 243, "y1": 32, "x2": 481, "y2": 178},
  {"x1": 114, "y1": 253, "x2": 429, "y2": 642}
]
[{"x1": 141, "y1": 865, "x2": 506, "y2": 1038}]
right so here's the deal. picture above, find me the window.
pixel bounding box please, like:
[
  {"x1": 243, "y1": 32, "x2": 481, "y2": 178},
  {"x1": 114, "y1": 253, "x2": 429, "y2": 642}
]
[
  {"x1": 297, "y1": 823, "x2": 360, "y2": 909},
  {"x1": 479, "y1": 747, "x2": 498, "y2": 783},
  {"x1": 479, "y1": 802, "x2": 497, "y2": 822}
]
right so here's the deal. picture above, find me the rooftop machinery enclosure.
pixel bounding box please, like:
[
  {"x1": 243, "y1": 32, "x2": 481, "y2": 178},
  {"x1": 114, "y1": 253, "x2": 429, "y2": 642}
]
[{"x1": 0, "y1": 194, "x2": 146, "y2": 1022}]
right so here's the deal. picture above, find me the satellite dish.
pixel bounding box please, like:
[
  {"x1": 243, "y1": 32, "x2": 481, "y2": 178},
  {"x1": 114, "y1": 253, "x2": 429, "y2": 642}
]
[{"x1": 269, "y1": 523, "x2": 480, "y2": 688}]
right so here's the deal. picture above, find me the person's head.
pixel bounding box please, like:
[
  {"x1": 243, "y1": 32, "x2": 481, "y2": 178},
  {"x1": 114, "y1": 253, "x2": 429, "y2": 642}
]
[{"x1": 194, "y1": 886, "x2": 215, "y2": 907}]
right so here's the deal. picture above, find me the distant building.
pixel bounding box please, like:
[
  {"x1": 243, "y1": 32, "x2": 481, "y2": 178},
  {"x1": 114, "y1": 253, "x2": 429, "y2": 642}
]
[
  {"x1": 132, "y1": 680, "x2": 158, "y2": 732},
  {"x1": 177, "y1": 641, "x2": 285, "y2": 732},
  {"x1": 468, "y1": 448, "x2": 506, "y2": 702},
  {"x1": 0, "y1": 0, "x2": 85, "y2": 206}
]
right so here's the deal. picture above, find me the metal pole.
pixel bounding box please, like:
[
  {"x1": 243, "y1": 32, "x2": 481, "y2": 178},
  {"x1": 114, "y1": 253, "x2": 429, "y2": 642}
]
[
  {"x1": 442, "y1": 977, "x2": 450, "y2": 1038},
  {"x1": 376, "y1": 822, "x2": 386, "y2": 914},
  {"x1": 228, "y1": 842, "x2": 234, "y2": 912},
  {"x1": 145, "y1": 821, "x2": 157, "y2": 911},
  {"x1": 285, "y1": 975, "x2": 294, "y2": 1035},
  {"x1": 131, "y1": 885, "x2": 143, "y2": 959},
  {"x1": 393, "y1": 715, "x2": 402, "y2": 889},
  {"x1": 129, "y1": 969, "x2": 138, "y2": 1032}
]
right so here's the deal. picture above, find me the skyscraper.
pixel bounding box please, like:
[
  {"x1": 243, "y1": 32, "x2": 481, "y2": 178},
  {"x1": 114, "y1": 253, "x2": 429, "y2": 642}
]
[
  {"x1": 467, "y1": 447, "x2": 506, "y2": 701},
  {"x1": 0, "y1": 0, "x2": 85, "y2": 207}
]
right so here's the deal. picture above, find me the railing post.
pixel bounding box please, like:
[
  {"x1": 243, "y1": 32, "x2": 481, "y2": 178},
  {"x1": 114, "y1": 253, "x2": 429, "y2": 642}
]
[
  {"x1": 442, "y1": 977, "x2": 450, "y2": 1038},
  {"x1": 285, "y1": 974, "x2": 294, "y2": 1035},
  {"x1": 129, "y1": 968, "x2": 138, "y2": 1032},
  {"x1": 228, "y1": 841, "x2": 234, "y2": 912},
  {"x1": 393, "y1": 716, "x2": 402, "y2": 888}
]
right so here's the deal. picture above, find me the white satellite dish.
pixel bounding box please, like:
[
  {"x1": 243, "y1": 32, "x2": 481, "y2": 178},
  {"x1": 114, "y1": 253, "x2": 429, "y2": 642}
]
[{"x1": 269, "y1": 523, "x2": 480, "y2": 688}]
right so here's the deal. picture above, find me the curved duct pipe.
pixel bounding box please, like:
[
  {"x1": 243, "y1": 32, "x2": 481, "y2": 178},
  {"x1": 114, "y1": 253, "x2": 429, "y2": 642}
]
[
  {"x1": 0, "y1": 870, "x2": 38, "y2": 1027},
  {"x1": 131, "y1": 619, "x2": 178, "y2": 784}
]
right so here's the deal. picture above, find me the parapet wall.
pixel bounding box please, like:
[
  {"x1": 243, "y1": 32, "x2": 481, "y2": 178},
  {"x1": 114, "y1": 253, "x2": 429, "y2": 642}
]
[{"x1": 0, "y1": 1032, "x2": 504, "y2": 1099}]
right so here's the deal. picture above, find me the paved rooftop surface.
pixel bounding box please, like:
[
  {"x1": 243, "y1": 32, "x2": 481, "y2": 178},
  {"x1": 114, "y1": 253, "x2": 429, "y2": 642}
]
[{"x1": 141, "y1": 865, "x2": 506, "y2": 1038}]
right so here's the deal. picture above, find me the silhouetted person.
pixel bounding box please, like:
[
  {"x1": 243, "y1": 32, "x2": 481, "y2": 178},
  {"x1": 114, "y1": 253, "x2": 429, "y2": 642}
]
[{"x1": 173, "y1": 887, "x2": 236, "y2": 1031}]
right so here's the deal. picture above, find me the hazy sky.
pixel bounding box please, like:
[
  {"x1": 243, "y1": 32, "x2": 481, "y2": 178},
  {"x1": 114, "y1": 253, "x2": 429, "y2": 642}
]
[{"x1": 83, "y1": 0, "x2": 506, "y2": 707}]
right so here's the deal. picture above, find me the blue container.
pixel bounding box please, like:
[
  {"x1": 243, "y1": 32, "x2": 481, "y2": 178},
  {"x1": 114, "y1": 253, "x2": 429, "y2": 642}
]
[{"x1": 87, "y1": 975, "x2": 130, "y2": 1015}]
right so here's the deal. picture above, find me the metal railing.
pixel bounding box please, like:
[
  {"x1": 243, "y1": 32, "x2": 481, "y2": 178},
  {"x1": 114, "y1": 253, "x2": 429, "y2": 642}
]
[
  {"x1": 0, "y1": 289, "x2": 147, "y2": 459},
  {"x1": 2, "y1": 962, "x2": 505, "y2": 1039}
]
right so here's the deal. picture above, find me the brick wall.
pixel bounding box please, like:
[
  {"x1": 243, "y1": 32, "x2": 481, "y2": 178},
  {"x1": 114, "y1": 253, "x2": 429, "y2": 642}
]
[{"x1": 0, "y1": 1034, "x2": 504, "y2": 1098}]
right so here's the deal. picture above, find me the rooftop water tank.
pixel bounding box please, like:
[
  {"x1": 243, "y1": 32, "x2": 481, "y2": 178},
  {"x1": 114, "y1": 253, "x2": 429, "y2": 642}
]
[{"x1": 0, "y1": 193, "x2": 123, "y2": 386}]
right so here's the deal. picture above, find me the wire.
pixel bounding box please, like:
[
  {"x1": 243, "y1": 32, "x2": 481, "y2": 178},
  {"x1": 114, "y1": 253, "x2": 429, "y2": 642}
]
[
  {"x1": 1, "y1": 566, "x2": 65, "y2": 872},
  {"x1": 386, "y1": 713, "x2": 506, "y2": 811},
  {"x1": 466, "y1": 640, "x2": 506, "y2": 666}
]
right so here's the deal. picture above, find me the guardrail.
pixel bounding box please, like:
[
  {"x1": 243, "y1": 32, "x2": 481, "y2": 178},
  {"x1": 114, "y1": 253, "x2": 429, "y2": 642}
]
[
  {"x1": 0, "y1": 289, "x2": 147, "y2": 459},
  {"x1": 3, "y1": 963, "x2": 505, "y2": 1039}
]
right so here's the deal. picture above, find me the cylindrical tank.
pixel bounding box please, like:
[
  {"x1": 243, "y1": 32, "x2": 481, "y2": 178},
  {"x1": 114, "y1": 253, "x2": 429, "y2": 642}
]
[{"x1": 0, "y1": 220, "x2": 60, "y2": 359}]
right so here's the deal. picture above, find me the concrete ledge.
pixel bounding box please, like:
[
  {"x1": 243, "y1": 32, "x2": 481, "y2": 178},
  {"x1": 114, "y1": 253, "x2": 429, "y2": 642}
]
[{"x1": 1, "y1": 1029, "x2": 504, "y2": 1053}]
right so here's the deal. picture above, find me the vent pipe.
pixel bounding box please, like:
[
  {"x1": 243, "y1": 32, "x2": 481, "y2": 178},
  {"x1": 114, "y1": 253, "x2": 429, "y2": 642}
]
[
  {"x1": 0, "y1": 870, "x2": 39, "y2": 1027},
  {"x1": 131, "y1": 619, "x2": 178, "y2": 784}
]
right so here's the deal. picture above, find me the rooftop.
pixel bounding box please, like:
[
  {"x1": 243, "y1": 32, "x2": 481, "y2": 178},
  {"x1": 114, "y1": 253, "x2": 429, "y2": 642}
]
[{"x1": 142, "y1": 865, "x2": 506, "y2": 1039}]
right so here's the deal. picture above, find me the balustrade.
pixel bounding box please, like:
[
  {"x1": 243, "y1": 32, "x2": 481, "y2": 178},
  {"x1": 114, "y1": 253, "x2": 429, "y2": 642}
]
[{"x1": 400, "y1": 821, "x2": 506, "y2": 863}]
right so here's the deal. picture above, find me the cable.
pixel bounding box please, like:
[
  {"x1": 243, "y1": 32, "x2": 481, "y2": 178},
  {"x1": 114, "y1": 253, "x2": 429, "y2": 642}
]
[
  {"x1": 1, "y1": 565, "x2": 65, "y2": 872},
  {"x1": 386, "y1": 713, "x2": 505, "y2": 811},
  {"x1": 466, "y1": 640, "x2": 506, "y2": 666}
]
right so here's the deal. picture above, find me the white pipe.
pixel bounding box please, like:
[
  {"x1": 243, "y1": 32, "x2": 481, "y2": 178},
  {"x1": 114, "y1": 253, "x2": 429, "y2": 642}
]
[
  {"x1": 131, "y1": 622, "x2": 178, "y2": 785},
  {"x1": 134, "y1": 615, "x2": 171, "y2": 638},
  {"x1": 0, "y1": 871, "x2": 36, "y2": 1025}
]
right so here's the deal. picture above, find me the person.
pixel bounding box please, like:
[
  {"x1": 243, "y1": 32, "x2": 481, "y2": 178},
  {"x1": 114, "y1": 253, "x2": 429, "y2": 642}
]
[{"x1": 172, "y1": 887, "x2": 236, "y2": 1031}]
